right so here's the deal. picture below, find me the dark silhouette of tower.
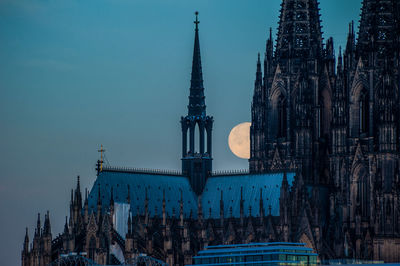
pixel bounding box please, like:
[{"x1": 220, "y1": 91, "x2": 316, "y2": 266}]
[
  {"x1": 22, "y1": 1, "x2": 400, "y2": 264},
  {"x1": 181, "y1": 12, "x2": 213, "y2": 195},
  {"x1": 250, "y1": 0, "x2": 330, "y2": 186},
  {"x1": 250, "y1": 0, "x2": 400, "y2": 260}
]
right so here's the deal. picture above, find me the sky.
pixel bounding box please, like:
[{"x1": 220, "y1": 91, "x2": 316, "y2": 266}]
[{"x1": 0, "y1": 0, "x2": 362, "y2": 264}]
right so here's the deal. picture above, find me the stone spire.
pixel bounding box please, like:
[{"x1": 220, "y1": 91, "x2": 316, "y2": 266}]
[
  {"x1": 259, "y1": 188, "x2": 265, "y2": 218},
  {"x1": 275, "y1": 0, "x2": 323, "y2": 64},
  {"x1": 188, "y1": 11, "x2": 206, "y2": 117},
  {"x1": 75, "y1": 176, "x2": 82, "y2": 209},
  {"x1": 43, "y1": 211, "x2": 51, "y2": 236},
  {"x1": 252, "y1": 53, "x2": 265, "y2": 114},
  {"x1": 181, "y1": 12, "x2": 213, "y2": 195},
  {"x1": 35, "y1": 213, "x2": 41, "y2": 238},
  {"x1": 63, "y1": 216, "x2": 69, "y2": 235},
  {"x1": 250, "y1": 53, "x2": 266, "y2": 173},
  {"x1": 23, "y1": 228, "x2": 29, "y2": 252}
]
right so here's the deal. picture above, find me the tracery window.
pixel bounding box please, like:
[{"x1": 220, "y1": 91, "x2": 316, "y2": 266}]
[
  {"x1": 296, "y1": 23, "x2": 306, "y2": 33},
  {"x1": 297, "y1": 1, "x2": 306, "y2": 9},
  {"x1": 378, "y1": 30, "x2": 387, "y2": 40},
  {"x1": 89, "y1": 237, "x2": 96, "y2": 260},
  {"x1": 296, "y1": 12, "x2": 306, "y2": 21},
  {"x1": 277, "y1": 95, "x2": 287, "y2": 138},
  {"x1": 359, "y1": 90, "x2": 369, "y2": 134}
]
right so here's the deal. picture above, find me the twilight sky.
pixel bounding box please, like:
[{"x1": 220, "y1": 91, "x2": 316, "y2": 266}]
[{"x1": 0, "y1": 0, "x2": 361, "y2": 264}]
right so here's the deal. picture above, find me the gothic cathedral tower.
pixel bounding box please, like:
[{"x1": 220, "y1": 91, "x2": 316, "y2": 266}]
[
  {"x1": 250, "y1": 0, "x2": 400, "y2": 260},
  {"x1": 250, "y1": 0, "x2": 332, "y2": 186},
  {"x1": 181, "y1": 12, "x2": 213, "y2": 195}
]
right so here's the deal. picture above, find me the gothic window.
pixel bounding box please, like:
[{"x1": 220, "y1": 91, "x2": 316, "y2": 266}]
[
  {"x1": 284, "y1": 25, "x2": 293, "y2": 34},
  {"x1": 296, "y1": 23, "x2": 306, "y2": 33},
  {"x1": 295, "y1": 36, "x2": 307, "y2": 48},
  {"x1": 379, "y1": 17, "x2": 387, "y2": 26},
  {"x1": 282, "y1": 37, "x2": 289, "y2": 48},
  {"x1": 296, "y1": 1, "x2": 306, "y2": 9},
  {"x1": 378, "y1": 46, "x2": 386, "y2": 57},
  {"x1": 378, "y1": 3, "x2": 387, "y2": 12},
  {"x1": 195, "y1": 123, "x2": 201, "y2": 154},
  {"x1": 361, "y1": 178, "x2": 367, "y2": 215},
  {"x1": 359, "y1": 90, "x2": 369, "y2": 134},
  {"x1": 277, "y1": 95, "x2": 287, "y2": 138},
  {"x1": 285, "y1": 12, "x2": 293, "y2": 20},
  {"x1": 89, "y1": 236, "x2": 96, "y2": 260},
  {"x1": 296, "y1": 12, "x2": 306, "y2": 21},
  {"x1": 378, "y1": 30, "x2": 387, "y2": 40}
]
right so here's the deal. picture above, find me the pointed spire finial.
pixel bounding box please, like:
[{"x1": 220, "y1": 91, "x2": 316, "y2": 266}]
[
  {"x1": 188, "y1": 10, "x2": 205, "y2": 116},
  {"x1": 25, "y1": 227, "x2": 29, "y2": 242},
  {"x1": 36, "y1": 213, "x2": 41, "y2": 231},
  {"x1": 84, "y1": 188, "x2": 88, "y2": 204},
  {"x1": 269, "y1": 27, "x2": 272, "y2": 40},
  {"x1": 194, "y1": 11, "x2": 200, "y2": 30},
  {"x1": 255, "y1": 53, "x2": 262, "y2": 85},
  {"x1": 64, "y1": 216, "x2": 69, "y2": 234}
]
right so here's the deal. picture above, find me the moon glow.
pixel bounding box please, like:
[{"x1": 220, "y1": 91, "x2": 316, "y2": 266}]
[{"x1": 228, "y1": 122, "x2": 251, "y2": 159}]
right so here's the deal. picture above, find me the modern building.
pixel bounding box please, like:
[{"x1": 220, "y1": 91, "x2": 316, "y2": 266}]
[{"x1": 191, "y1": 242, "x2": 318, "y2": 266}]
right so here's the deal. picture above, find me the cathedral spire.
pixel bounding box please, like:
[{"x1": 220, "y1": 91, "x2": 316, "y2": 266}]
[
  {"x1": 181, "y1": 12, "x2": 213, "y2": 195},
  {"x1": 43, "y1": 211, "x2": 51, "y2": 236},
  {"x1": 276, "y1": 0, "x2": 323, "y2": 63},
  {"x1": 259, "y1": 188, "x2": 264, "y2": 218},
  {"x1": 337, "y1": 46, "x2": 343, "y2": 73},
  {"x1": 255, "y1": 53, "x2": 262, "y2": 86},
  {"x1": 63, "y1": 216, "x2": 69, "y2": 235},
  {"x1": 35, "y1": 213, "x2": 41, "y2": 237},
  {"x1": 23, "y1": 228, "x2": 29, "y2": 252},
  {"x1": 188, "y1": 11, "x2": 206, "y2": 117},
  {"x1": 264, "y1": 27, "x2": 275, "y2": 78},
  {"x1": 74, "y1": 176, "x2": 82, "y2": 210}
]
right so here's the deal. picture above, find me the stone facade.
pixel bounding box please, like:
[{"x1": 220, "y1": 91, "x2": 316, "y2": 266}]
[
  {"x1": 22, "y1": 0, "x2": 400, "y2": 265},
  {"x1": 250, "y1": 0, "x2": 400, "y2": 261}
]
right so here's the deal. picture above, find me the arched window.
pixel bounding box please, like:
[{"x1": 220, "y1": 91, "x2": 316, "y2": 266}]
[
  {"x1": 89, "y1": 236, "x2": 96, "y2": 260},
  {"x1": 277, "y1": 95, "x2": 287, "y2": 138},
  {"x1": 359, "y1": 90, "x2": 369, "y2": 134}
]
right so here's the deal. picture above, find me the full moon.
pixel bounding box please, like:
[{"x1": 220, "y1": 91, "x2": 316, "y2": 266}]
[{"x1": 228, "y1": 122, "x2": 251, "y2": 159}]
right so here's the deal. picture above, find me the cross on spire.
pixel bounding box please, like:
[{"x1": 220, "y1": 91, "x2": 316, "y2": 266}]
[
  {"x1": 96, "y1": 144, "x2": 106, "y2": 175},
  {"x1": 194, "y1": 11, "x2": 200, "y2": 29}
]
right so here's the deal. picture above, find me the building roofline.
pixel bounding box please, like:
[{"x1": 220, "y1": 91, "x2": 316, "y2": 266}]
[
  {"x1": 101, "y1": 165, "x2": 295, "y2": 178},
  {"x1": 101, "y1": 166, "x2": 183, "y2": 176}
]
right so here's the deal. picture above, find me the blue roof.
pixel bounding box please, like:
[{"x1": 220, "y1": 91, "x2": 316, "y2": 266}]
[
  {"x1": 88, "y1": 171, "x2": 197, "y2": 218},
  {"x1": 202, "y1": 173, "x2": 294, "y2": 218},
  {"x1": 88, "y1": 170, "x2": 294, "y2": 219}
]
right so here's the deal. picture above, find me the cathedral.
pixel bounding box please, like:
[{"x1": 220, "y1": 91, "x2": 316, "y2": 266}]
[
  {"x1": 22, "y1": 0, "x2": 400, "y2": 265},
  {"x1": 250, "y1": 0, "x2": 400, "y2": 261}
]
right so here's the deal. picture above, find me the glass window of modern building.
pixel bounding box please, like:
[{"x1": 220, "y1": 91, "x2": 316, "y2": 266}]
[{"x1": 190, "y1": 242, "x2": 318, "y2": 266}]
